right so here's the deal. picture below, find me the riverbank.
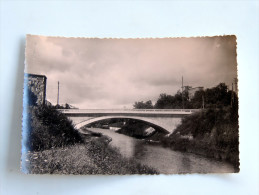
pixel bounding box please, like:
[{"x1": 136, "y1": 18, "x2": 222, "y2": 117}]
[
  {"x1": 161, "y1": 107, "x2": 239, "y2": 172},
  {"x1": 112, "y1": 107, "x2": 239, "y2": 172},
  {"x1": 24, "y1": 105, "x2": 158, "y2": 174},
  {"x1": 86, "y1": 127, "x2": 235, "y2": 174},
  {"x1": 26, "y1": 135, "x2": 158, "y2": 175}
]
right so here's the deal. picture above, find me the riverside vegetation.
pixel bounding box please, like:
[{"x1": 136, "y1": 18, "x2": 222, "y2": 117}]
[
  {"x1": 132, "y1": 83, "x2": 239, "y2": 171},
  {"x1": 161, "y1": 106, "x2": 239, "y2": 171},
  {"x1": 24, "y1": 89, "x2": 157, "y2": 174},
  {"x1": 72, "y1": 83, "x2": 239, "y2": 171}
]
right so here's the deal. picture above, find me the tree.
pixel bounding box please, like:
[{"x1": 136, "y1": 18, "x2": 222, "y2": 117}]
[
  {"x1": 134, "y1": 82, "x2": 235, "y2": 110},
  {"x1": 154, "y1": 94, "x2": 173, "y2": 109},
  {"x1": 65, "y1": 103, "x2": 70, "y2": 109},
  {"x1": 133, "y1": 100, "x2": 153, "y2": 109},
  {"x1": 190, "y1": 83, "x2": 233, "y2": 109},
  {"x1": 204, "y1": 83, "x2": 231, "y2": 108},
  {"x1": 54, "y1": 103, "x2": 74, "y2": 109},
  {"x1": 190, "y1": 90, "x2": 204, "y2": 109},
  {"x1": 154, "y1": 93, "x2": 189, "y2": 109}
]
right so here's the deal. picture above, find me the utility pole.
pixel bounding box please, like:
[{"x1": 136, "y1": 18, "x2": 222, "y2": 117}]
[
  {"x1": 231, "y1": 83, "x2": 234, "y2": 107},
  {"x1": 234, "y1": 78, "x2": 238, "y2": 92},
  {"x1": 202, "y1": 93, "x2": 205, "y2": 109},
  {"x1": 182, "y1": 76, "x2": 184, "y2": 109},
  {"x1": 57, "y1": 81, "x2": 60, "y2": 105}
]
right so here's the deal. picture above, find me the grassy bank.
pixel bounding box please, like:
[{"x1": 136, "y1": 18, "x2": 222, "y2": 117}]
[
  {"x1": 26, "y1": 138, "x2": 158, "y2": 175},
  {"x1": 24, "y1": 103, "x2": 158, "y2": 174},
  {"x1": 161, "y1": 107, "x2": 239, "y2": 171}
]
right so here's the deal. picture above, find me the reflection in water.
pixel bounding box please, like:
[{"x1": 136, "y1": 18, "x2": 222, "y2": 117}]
[{"x1": 87, "y1": 128, "x2": 234, "y2": 174}]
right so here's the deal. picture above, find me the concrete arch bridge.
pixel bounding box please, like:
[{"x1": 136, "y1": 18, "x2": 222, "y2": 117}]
[{"x1": 59, "y1": 109, "x2": 200, "y2": 134}]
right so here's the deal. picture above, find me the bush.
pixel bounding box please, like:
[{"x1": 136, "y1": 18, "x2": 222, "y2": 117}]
[
  {"x1": 26, "y1": 105, "x2": 84, "y2": 151},
  {"x1": 163, "y1": 107, "x2": 239, "y2": 169}
]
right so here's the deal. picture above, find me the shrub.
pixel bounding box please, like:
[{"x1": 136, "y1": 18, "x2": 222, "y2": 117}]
[
  {"x1": 26, "y1": 105, "x2": 84, "y2": 151},
  {"x1": 164, "y1": 106, "x2": 239, "y2": 169}
]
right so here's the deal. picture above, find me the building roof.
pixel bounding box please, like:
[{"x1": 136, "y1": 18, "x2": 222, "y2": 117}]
[{"x1": 24, "y1": 73, "x2": 47, "y2": 79}]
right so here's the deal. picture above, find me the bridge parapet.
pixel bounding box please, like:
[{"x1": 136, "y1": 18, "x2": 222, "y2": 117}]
[{"x1": 59, "y1": 109, "x2": 200, "y2": 114}]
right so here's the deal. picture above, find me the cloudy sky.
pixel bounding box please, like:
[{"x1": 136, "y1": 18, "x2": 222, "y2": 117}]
[{"x1": 25, "y1": 35, "x2": 237, "y2": 109}]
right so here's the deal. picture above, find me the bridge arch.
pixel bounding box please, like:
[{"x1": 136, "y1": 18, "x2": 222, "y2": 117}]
[{"x1": 74, "y1": 116, "x2": 171, "y2": 134}]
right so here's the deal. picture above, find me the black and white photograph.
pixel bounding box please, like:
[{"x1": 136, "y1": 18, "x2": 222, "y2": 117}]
[{"x1": 22, "y1": 35, "x2": 239, "y2": 174}]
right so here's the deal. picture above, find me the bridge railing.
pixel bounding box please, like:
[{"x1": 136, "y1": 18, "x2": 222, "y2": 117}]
[{"x1": 58, "y1": 109, "x2": 201, "y2": 113}]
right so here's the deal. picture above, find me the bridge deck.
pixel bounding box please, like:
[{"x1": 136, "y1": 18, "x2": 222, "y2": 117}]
[{"x1": 59, "y1": 109, "x2": 200, "y2": 115}]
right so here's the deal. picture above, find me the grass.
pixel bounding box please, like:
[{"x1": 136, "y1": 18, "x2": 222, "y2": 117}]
[
  {"x1": 26, "y1": 138, "x2": 158, "y2": 175},
  {"x1": 24, "y1": 104, "x2": 157, "y2": 174}
]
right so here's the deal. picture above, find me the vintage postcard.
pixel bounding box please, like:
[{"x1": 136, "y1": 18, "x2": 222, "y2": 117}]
[{"x1": 22, "y1": 35, "x2": 239, "y2": 174}]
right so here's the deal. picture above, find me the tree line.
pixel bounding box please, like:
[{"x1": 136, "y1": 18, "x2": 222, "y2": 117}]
[{"x1": 133, "y1": 83, "x2": 238, "y2": 109}]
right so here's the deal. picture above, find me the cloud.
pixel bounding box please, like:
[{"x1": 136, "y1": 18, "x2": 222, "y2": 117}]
[{"x1": 25, "y1": 35, "x2": 237, "y2": 108}]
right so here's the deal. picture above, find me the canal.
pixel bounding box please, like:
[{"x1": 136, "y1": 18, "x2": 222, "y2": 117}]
[{"x1": 86, "y1": 127, "x2": 234, "y2": 174}]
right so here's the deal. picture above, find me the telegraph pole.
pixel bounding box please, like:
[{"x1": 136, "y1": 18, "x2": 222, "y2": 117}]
[
  {"x1": 57, "y1": 81, "x2": 60, "y2": 105},
  {"x1": 182, "y1": 76, "x2": 184, "y2": 109},
  {"x1": 202, "y1": 93, "x2": 205, "y2": 109},
  {"x1": 234, "y1": 78, "x2": 238, "y2": 92},
  {"x1": 231, "y1": 82, "x2": 234, "y2": 107}
]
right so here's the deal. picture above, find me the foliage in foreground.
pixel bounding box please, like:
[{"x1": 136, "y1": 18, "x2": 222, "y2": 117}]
[
  {"x1": 26, "y1": 138, "x2": 158, "y2": 175},
  {"x1": 26, "y1": 105, "x2": 84, "y2": 151}
]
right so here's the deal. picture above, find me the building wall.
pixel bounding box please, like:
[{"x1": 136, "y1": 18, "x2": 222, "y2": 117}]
[{"x1": 25, "y1": 73, "x2": 47, "y2": 105}]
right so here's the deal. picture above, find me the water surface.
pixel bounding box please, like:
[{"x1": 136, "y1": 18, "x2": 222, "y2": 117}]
[{"x1": 87, "y1": 128, "x2": 234, "y2": 174}]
